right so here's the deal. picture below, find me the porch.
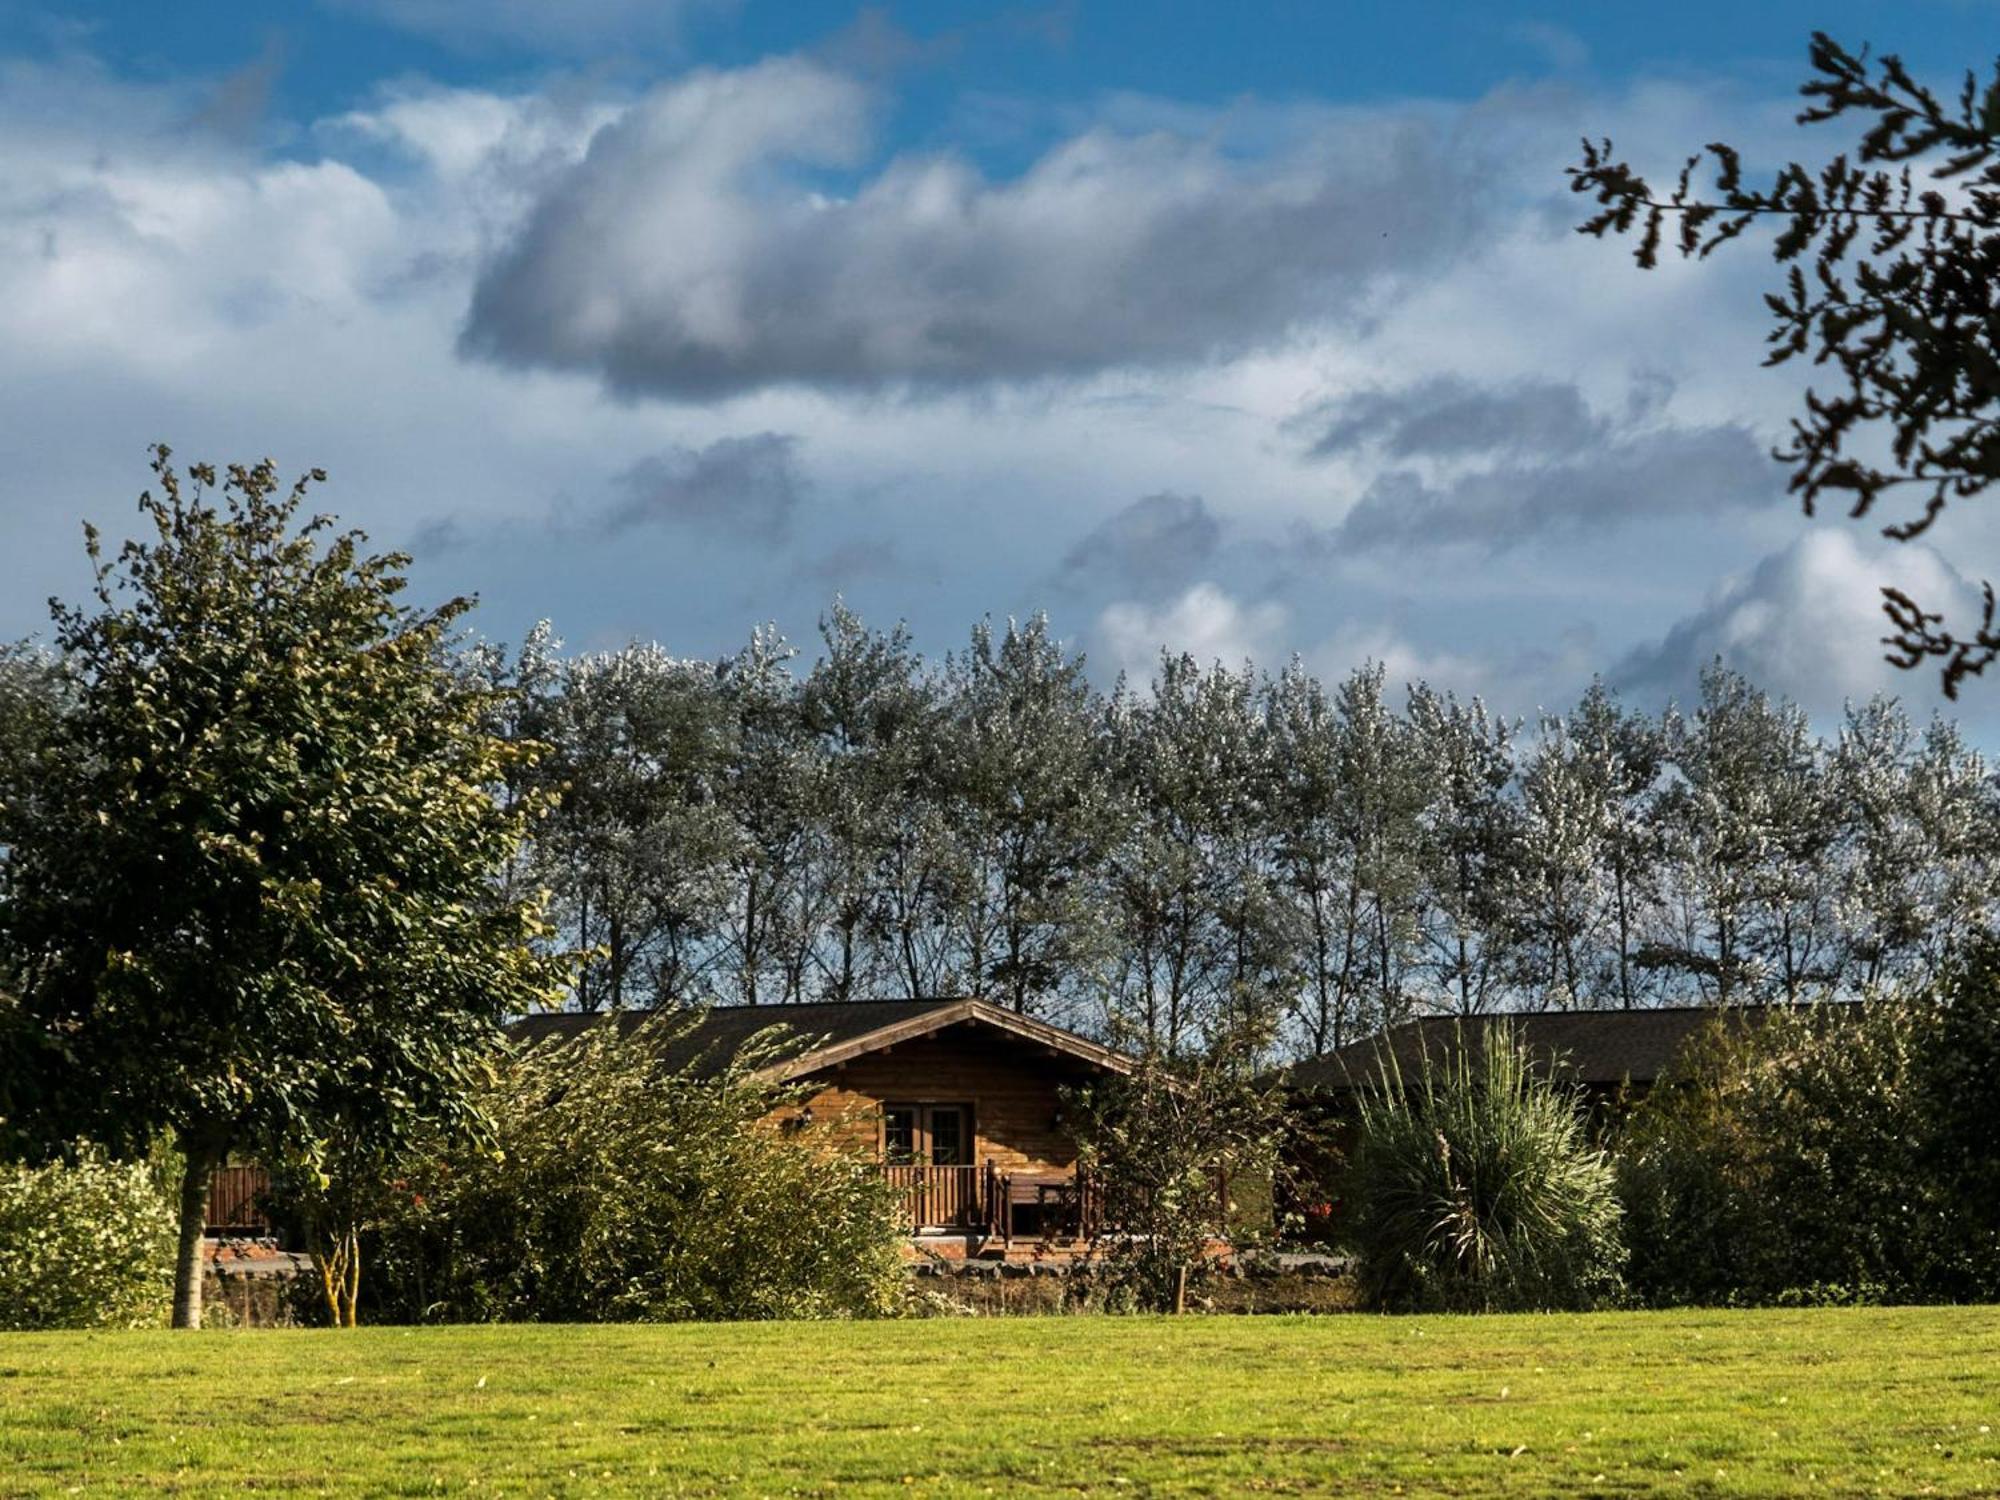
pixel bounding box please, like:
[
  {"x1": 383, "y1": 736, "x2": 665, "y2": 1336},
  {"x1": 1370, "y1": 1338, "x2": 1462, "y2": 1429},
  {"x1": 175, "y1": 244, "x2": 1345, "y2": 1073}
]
[{"x1": 877, "y1": 1162, "x2": 1102, "y2": 1245}]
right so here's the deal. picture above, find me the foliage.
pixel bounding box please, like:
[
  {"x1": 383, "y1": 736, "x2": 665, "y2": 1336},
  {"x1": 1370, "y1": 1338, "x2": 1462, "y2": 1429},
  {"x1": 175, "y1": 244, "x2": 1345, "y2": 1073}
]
[
  {"x1": 0, "y1": 447, "x2": 566, "y2": 1326},
  {"x1": 0, "y1": 644, "x2": 64, "y2": 834},
  {"x1": 366, "y1": 1013, "x2": 905, "y2": 1323},
  {"x1": 1107, "y1": 656, "x2": 1298, "y2": 1051},
  {"x1": 1266, "y1": 661, "x2": 1428, "y2": 1052},
  {"x1": 1925, "y1": 944, "x2": 2000, "y2": 1268},
  {"x1": 1618, "y1": 982, "x2": 2000, "y2": 1306},
  {"x1": 1570, "y1": 33, "x2": 2000, "y2": 696},
  {"x1": 1348, "y1": 1022, "x2": 1626, "y2": 1312},
  {"x1": 0, "y1": 1145, "x2": 176, "y2": 1330},
  {"x1": 480, "y1": 609, "x2": 1999, "y2": 1049},
  {"x1": 9, "y1": 1311, "x2": 2000, "y2": 1494},
  {"x1": 1068, "y1": 1026, "x2": 1290, "y2": 1311},
  {"x1": 266, "y1": 1132, "x2": 406, "y2": 1328}
]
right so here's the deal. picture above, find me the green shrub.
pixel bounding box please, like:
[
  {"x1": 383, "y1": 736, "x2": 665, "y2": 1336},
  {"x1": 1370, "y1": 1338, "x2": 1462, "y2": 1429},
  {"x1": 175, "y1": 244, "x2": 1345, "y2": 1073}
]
[
  {"x1": 1068, "y1": 1034, "x2": 1289, "y2": 1312},
  {"x1": 1617, "y1": 991, "x2": 2000, "y2": 1306},
  {"x1": 0, "y1": 1147, "x2": 176, "y2": 1329},
  {"x1": 1348, "y1": 1023, "x2": 1625, "y2": 1312},
  {"x1": 1613, "y1": 1017, "x2": 1773, "y2": 1307},
  {"x1": 1924, "y1": 947, "x2": 2000, "y2": 1289},
  {"x1": 366, "y1": 1015, "x2": 906, "y2": 1323}
]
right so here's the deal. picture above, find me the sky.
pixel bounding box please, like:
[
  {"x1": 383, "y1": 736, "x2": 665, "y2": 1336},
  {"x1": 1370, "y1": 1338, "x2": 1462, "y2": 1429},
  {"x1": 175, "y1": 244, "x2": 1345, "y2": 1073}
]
[{"x1": 3, "y1": 0, "x2": 1998, "y2": 733}]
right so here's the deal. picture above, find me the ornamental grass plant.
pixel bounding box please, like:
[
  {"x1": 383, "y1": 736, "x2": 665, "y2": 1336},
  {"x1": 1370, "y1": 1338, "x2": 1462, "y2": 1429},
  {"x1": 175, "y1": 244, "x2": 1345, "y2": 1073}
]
[{"x1": 1348, "y1": 1021, "x2": 1625, "y2": 1312}]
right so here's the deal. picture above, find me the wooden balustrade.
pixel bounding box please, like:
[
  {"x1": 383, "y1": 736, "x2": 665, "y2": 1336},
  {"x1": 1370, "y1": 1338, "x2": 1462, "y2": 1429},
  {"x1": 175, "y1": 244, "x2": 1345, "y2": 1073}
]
[
  {"x1": 876, "y1": 1162, "x2": 1101, "y2": 1241},
  {"x1": 880, "y1": 1163, "x2": 986, "y2": 1231}
]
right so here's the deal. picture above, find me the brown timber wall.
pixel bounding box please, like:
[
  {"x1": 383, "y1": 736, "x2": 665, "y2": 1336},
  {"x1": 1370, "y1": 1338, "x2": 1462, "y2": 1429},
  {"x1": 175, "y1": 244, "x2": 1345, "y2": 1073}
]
[{"x1": 778, "y1": 1026, "x2": 1097, "y2": 1174}]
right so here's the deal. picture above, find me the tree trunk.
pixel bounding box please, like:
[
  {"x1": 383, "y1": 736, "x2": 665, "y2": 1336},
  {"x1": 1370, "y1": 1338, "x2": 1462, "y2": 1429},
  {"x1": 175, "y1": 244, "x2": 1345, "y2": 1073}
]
[
  {"x1": 341, "y1": 1227, "x2": 362, "y2": 1328},
  {"x1": 1615, "y1": 860, "x2": 1633, "y2": 1010},
  {"x1": 171, "y1": 1140, "x2": 221, "y2": 1330}
]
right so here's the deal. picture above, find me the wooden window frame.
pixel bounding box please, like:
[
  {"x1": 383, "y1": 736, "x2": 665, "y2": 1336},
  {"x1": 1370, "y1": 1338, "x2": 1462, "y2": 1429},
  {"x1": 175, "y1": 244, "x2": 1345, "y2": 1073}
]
[{"x1": 880, "y1": 1101, "x2": 976, "y2": 1166}]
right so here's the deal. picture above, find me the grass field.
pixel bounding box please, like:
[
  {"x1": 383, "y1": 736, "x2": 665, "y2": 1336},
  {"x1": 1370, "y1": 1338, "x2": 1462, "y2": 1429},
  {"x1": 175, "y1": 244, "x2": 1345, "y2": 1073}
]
[{"x1": 2, "y1": 1307, "x2": 1997, "y2": 1496}]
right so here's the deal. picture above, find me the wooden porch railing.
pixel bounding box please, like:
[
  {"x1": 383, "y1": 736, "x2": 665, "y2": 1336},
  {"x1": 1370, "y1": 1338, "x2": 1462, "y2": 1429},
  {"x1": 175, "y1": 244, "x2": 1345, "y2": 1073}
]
[
  {"x1": 881, "y1": 1163, "x2": 988, "y2": 1230},
  {"x1": 876, "y1": 1162, "x2": 1104, "y2": 1241},
  {"x1": 207, "y1": 1165, "x2": 272, "y2": 1234}
]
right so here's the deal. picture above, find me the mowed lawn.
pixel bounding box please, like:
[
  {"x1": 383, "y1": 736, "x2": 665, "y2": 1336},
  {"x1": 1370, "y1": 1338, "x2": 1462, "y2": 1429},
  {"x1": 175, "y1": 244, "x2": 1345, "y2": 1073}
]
[{"x1": 2, "y1": 1307, "x2": 1998, "y2": 1497}]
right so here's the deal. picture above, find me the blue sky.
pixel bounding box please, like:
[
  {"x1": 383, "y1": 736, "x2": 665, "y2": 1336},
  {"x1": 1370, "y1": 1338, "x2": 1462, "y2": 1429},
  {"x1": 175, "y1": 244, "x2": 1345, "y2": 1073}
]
[{"x1": 2, "y1": 0, "x2": 1997, "y2": 731}]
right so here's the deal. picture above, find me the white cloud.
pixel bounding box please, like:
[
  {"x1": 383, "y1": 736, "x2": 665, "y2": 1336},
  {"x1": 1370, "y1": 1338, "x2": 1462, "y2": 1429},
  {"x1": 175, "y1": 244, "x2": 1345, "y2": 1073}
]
[
  {"x1": 1095, "y1": 583, "x2": 1288, "y2": 681},
  {"x1": 1306, "y1": 622, "x2": 1497, "y2": 701},
  {"x1": 1612, "y1": 530, "x2": 1981, "y2": 718}
]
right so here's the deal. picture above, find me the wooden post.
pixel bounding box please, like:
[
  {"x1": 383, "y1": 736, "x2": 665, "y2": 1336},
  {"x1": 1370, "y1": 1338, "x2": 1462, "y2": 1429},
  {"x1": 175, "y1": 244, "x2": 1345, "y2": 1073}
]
[{"x1": 1173, "y1": 1264, "x2": 1188, "y2": 1316}]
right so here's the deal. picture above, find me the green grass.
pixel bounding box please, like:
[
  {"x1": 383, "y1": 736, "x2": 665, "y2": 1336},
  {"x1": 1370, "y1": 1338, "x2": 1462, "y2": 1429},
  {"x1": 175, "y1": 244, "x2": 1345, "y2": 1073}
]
[{"x1": 2, "y1": 1308, "x2": 1997, "y2": 1496}]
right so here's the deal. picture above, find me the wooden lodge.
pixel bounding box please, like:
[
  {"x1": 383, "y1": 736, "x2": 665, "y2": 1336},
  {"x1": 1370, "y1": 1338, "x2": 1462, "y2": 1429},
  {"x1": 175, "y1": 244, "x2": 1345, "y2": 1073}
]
[{"x1": 510, "y1": 998, "x2": 1137, "y2": 1254}]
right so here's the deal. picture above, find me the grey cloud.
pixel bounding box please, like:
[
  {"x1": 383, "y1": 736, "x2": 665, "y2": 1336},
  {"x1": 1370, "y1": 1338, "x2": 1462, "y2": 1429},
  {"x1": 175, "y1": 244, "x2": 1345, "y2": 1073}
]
[
  {"x1": 817, "y1": 8, "x2": 963, "y2": 75},
  {"x1": 607, "y1": 432, "x2": 806, "y2": 540},
  {"x1": 1309, "y1": 375, "x2": 1604, "y2": 462},
  {"x1": 1058, "y1": 492, "x2": 1221, "y2": 595},
  {"x1": 794, "y1": 537, "x2": 910, "y2": 587},
  {"x1": 1310, "y1": 376, "x2": 1775, "y2": 551},
  {"x1": 408, "y1": 515, "x2": 468, "y2": 556},
  {"x1": 186, "y1": 39, "x2": 285, "y2": 142},
  {"x1": 460, "y1": 58, "x2": 1488, "y2": 399}
]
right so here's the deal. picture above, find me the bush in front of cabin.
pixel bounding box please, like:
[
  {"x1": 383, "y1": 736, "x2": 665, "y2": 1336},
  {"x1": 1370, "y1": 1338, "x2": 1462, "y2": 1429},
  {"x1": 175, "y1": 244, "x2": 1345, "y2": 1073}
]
[
  {"x1": 366, "y1": 1015, "x2": 905, "y2": 1323},
  {"x1": 1616, "y1": 985, "x2": 2000, "y2": 1307},
  {"x1": 0, "y1": 1145, "x2": 177, "y2": 1329},
  {"x1": 1347, "y1": 1023, "x2": 1625, "y2": 1313},
  {"x1": 1068, "y1": 1028, "x2": 1291, "y2": 1313}
]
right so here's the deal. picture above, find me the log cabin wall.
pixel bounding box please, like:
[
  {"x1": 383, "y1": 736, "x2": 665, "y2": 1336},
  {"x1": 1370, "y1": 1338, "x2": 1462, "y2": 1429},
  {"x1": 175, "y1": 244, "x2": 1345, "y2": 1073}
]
[{"x1": 771, "y1": 1025, "x2": 1101, "y2": 1173}]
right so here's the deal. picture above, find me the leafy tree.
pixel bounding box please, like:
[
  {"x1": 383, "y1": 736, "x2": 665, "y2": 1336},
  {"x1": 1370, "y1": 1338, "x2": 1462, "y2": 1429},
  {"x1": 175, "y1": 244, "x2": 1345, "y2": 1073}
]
[
  {"x1": 1613, "y1": 1015, "x2": 1777, "y2": 1307},
  {"x1": 1067, "y1": 1024, "x2": 1289, "y2": 1311},
  {"x1": 1107, "y1": 656, "x2": 1292, "y2": 1050},
  {"x1": 517, "y1": 635, "x2": 737, "y2": 1011},
  {"x1": 1510, "y1": 684, "x2": 1667, "y2": 1010},
  {"x1": 1511, "y1": 713, "x2": 1612, "y2": 1009},
  {"x1": 1571, "y1": 33, "x2": 2000, "y2": 695},
  {"x1": 1648, "y1": 667, "x2": 1834, "y2": 1002},
  {"x1": 0, "y1": 449, "x2": 564, "y2": 1327},
  {"x1": 1926, "y1": 942, "x2": 2000, "y2": 1284},
  {"x1": 943, "y1": 618, "x2": 1121, "y2": 1016},
  {"x1": 0, "y1": 646, "x2": 64, "y2": 826},
  {"x1": 1267, "y1": 662, "x2": 1388, "y2": 1052},
  {"x1": 1321, "y1": 665, "x2": 1430, "y2": 1034},
  {"x1": 1616, "y1": 996, "x2": 1997, "y2": 1305},
  {"x1": 1831, "y1": 698, "x2": 1927, "y2": 987},
  {"x1": 1407, "y1": 688, "x2": 1522, "y2": 1015},
  {"x1": 1829, "y1": 698, "x2": 1998, "y2": 989},
  {"x1": 798, "y1": 603, "x2": 941, "y2": 1001},
  {"x1": 714, "y1": 628, "x2": 817, "y2": 1005},
  {"x1": 1570, "y1": 682, "x2": 1668, "y2": 1011}
]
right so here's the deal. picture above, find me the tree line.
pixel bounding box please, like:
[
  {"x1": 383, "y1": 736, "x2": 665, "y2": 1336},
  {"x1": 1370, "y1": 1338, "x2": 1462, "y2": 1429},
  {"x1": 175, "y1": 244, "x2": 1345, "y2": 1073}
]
[{"x1": 490, "y1": 604, "x2": 2000, "y2": 1054}]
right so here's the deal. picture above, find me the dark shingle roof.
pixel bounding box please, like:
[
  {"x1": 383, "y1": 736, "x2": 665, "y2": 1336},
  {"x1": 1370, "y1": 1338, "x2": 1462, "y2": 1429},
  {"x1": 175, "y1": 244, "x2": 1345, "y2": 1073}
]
[
  {"x1": 507, "y1": 997, "x2": 1136, "y2": 1081},
  {"x1": 1286, "y1": 1005, "x2": 1781, "y2": 1095},
  {"x1": 508, "y1": 998, "x2": 970, "y2": 1077}
]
